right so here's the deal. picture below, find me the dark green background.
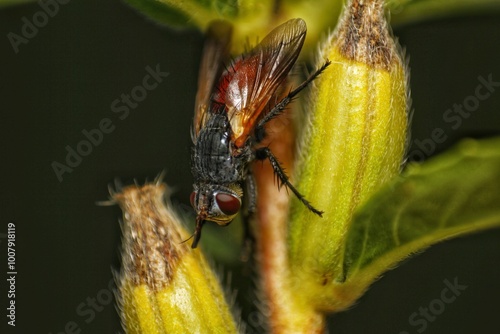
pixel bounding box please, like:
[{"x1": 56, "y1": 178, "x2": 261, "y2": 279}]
[{"x1": 1, "y1": 1, "x2": 500, "y2": 333}]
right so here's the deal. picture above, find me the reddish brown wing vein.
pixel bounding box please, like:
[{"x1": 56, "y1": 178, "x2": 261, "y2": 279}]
[{"x1": 216, "y1": 18, "x2": 307, "y2": 148}]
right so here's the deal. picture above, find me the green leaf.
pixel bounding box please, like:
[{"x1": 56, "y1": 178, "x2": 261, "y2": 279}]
[
  {"x1": 389, "y1": 0, "x2": 500, "y2": 26},
  {"x1": 123, "y1": 0, "x2": 270, "y2": 29},
  {"x1": 123, "y1": 0, "x2": 200, "y2": 28},
  {"x1": 121, "y1": 0, "x2": 500, "y2": 51},
  {"x1": 122, "y1": 0, "x2": 279, "y2": 54},
  {"x1": 333, "y1": 137, "x2": 500, "y2": 309},
  {"x1": 0, "y1": 0, "x2": 35, "y2": 8}
]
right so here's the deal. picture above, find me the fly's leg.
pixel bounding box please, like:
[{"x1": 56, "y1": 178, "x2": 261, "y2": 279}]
[
  {"x1": 241, "y1": 173, "x2": 257, "y2": 262},
  {"x1": 255, "y1": 60, "x2": 331, "y2": 133},
  {"x1": 252, "y1": 62, "x2": 329, "y2": 216},
  {"x1": 255, "y1": 147, "x2": 323, "y2": 217}
]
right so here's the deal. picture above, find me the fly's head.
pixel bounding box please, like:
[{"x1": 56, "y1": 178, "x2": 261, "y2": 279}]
[{"x1": 189, "y1": 183, "x2": 242, "y2": 248}]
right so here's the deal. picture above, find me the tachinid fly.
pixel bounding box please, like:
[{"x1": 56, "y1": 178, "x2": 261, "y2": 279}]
[{"x1": 189, "y1": 18, "x2": 330, "y2": 248}]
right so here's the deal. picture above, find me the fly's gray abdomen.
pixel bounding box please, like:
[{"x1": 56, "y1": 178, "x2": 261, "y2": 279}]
[{"x1": 192, "y1": 114, "x2": 249, "y2": 184}]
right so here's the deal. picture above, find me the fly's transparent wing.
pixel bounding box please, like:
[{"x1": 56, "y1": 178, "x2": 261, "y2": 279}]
[
  {"x1": 214, "y1": 18, "x2": 306, "y2": 147},
  {"x1": 192, "y1": 20, "x2": 232, "y2": 142}
]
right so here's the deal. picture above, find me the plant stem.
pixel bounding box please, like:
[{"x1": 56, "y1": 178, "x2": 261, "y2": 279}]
[{"x1": 253, "y1": 112, "x2": 326, "y2": 333}]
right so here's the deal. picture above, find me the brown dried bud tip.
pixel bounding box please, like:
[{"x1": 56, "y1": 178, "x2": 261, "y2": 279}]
[
  {"x1": 335, "y1": 0, "x2": 397, "y2": 70},
  {"x1": 112, "y1": 181, "x2": 239, "y2": 333},
  {"x1": 113, "y1": 183, "x2": 187, "y2": 291}
]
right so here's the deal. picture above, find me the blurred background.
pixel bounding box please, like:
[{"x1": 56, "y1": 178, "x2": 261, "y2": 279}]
[{"x1": 1, "y1": 0, "x2": 500, "y2": 333}]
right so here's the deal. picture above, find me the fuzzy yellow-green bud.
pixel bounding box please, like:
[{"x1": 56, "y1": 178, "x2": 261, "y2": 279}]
[
  {"x1": 289, "y1": 0, "x2": 409, "y2": 311},
  {"x1": 113, "y1": 181, "x2": 238, "y2": 333}
]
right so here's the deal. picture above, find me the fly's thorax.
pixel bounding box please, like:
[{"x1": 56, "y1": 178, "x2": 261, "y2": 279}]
[{"x1": 190, "y1": 183, "x2": 243, "y2": 225}]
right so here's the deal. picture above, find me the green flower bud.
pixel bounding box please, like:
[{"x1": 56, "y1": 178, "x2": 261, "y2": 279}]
[
  {"x1": 289, "y1": 0, "x2": 410, "y2": 311},
  {"x1": 113, "y1": 181, "x2": 238, "y2": 333}
]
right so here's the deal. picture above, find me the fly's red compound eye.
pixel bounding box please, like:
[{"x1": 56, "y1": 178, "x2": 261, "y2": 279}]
[
  {"x1": 190, "y1": 191, "x2": 197, "y2": 209},
  {"x1": 215, "y1": 193, "x2": 241, "y2": 216}
]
